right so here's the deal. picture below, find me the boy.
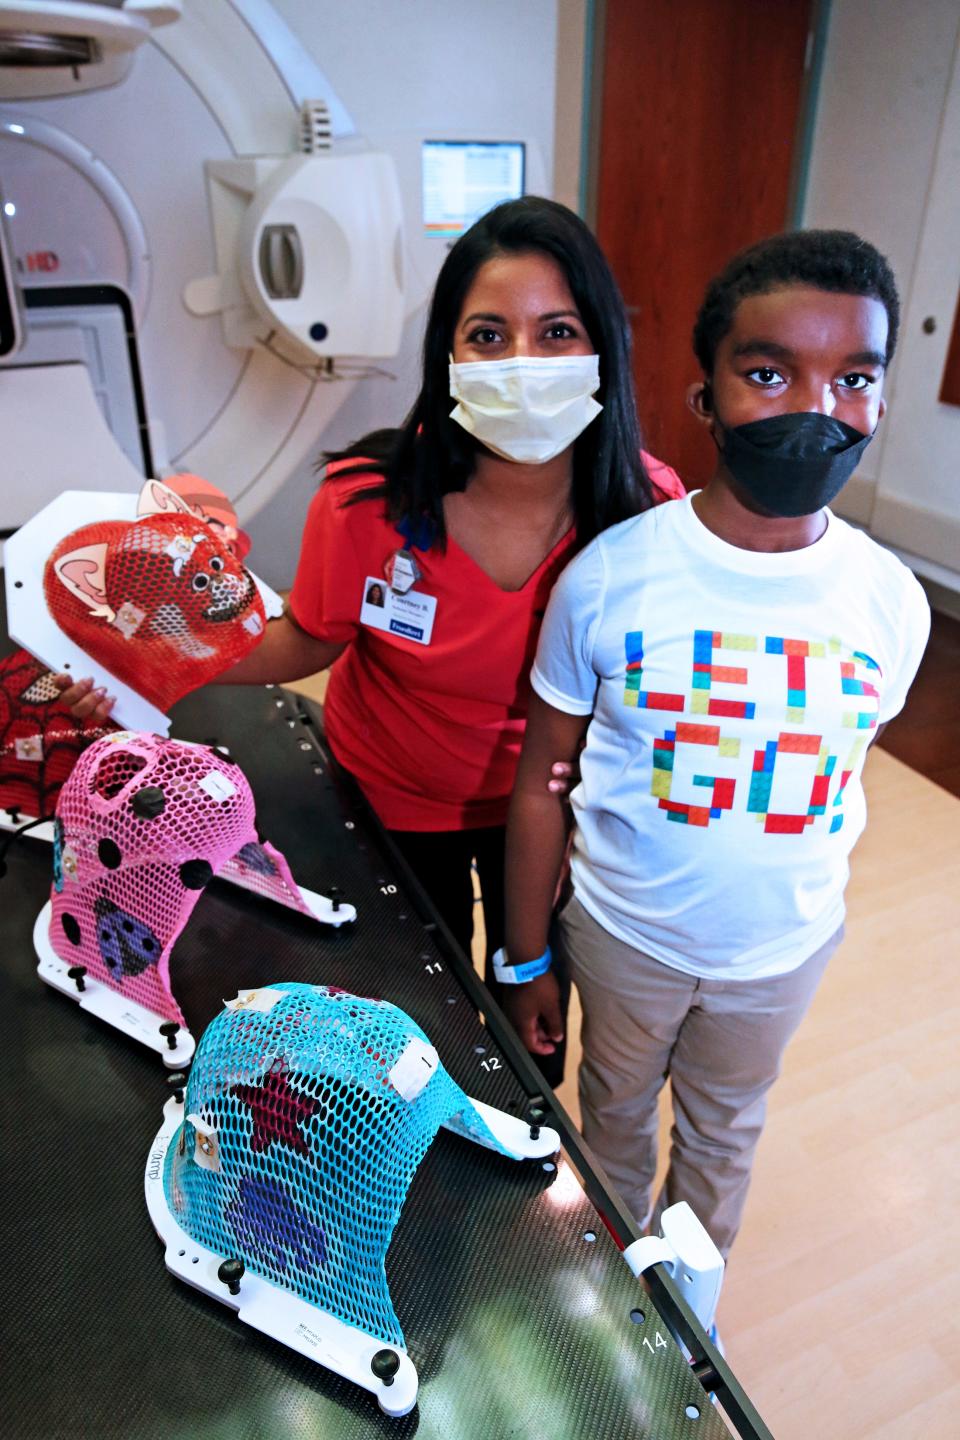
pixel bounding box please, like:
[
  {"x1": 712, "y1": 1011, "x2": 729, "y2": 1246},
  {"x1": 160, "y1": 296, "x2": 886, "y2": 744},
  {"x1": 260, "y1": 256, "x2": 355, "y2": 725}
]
[{"x1": 500, "y1": 230, "x2": 930, "y2": 1259}]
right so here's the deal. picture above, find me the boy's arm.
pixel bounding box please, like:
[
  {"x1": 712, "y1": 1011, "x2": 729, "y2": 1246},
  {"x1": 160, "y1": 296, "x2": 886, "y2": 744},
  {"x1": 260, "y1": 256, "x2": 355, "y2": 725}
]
[{"x1": 503, "y1": 692, "x2": 591, "y2": 1054}]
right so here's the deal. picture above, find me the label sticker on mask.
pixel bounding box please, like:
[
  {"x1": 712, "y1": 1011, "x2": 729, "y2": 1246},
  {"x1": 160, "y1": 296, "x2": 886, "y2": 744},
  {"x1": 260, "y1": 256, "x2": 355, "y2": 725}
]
[
  {"x1": 199, "y1": 771, "x2": 236, "y2": 803},
  {"x1": 14, "y1": 734, "x2": 43, "y2": 762},
  {"x1": 111, "y1": 601, "x2": 146, "y2": 639},
  {"x1": 187, "y1": 1114, "x2": 221, "y2": 1171},
  {"x1": 224, "y1": 987, "x2": 286, "y2": 1013},
  {"x1": 360, "y1": 576, "x2": 436, "y2": 646},
  {"x1": 61, "y1": 844, "x2": 79, "y2": 882},
  {"x1": 388, "y1": 1037, "x2": 440, "y2": 1101},
  {"x1": 165, "y1": 534, "x2": 199, "y2": 573}
]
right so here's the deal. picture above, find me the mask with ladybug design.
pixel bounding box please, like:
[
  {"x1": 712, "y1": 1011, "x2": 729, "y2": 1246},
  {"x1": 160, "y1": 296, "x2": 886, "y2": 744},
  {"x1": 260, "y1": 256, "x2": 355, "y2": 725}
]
[{"x1": 48, "y1": 732, "x2": 324, "y2": 1032}]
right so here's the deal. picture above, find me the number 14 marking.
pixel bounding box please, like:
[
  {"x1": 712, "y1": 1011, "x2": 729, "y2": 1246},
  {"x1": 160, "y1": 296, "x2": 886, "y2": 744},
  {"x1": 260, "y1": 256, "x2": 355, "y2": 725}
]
[{"x1": 642, "y1": 1331, "x2": 667, "y2": 1354}]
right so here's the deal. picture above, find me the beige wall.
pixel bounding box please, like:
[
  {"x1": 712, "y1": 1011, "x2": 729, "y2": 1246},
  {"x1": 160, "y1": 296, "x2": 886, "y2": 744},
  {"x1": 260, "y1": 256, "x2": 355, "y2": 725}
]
[
  {"x1": 803, "y1": 0, "x2": 960, "y2": 589},
  {"x1": 553, "y1": 0, "x2": 589, "y2": 211}
]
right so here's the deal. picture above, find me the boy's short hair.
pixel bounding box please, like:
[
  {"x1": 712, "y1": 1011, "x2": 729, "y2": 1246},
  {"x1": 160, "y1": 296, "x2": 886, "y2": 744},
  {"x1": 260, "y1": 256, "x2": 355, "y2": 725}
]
[{"x1": 693, "y1": 229, "x2": 900, "y2": 375}]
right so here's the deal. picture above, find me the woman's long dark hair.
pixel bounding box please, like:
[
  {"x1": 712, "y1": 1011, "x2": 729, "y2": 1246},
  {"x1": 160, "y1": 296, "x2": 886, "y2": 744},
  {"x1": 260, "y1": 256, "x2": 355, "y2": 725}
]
[{"x1": 324, "y1": 196, "x2": 656, "y2": 548}]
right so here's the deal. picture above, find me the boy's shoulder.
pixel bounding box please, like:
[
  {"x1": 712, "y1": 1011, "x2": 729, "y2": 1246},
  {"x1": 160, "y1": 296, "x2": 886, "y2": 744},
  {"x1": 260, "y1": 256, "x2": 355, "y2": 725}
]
[
  {"x1": 827, "y1": 514, "x2": 930, "y2": 665},
  {"x1": 593, "y1": 494, "x2": 684, "y2": 556},
  {"x1": 557, "y1": 499, "x2": 681, "y2": 597},
  {"x1": 829, "y1": 511, "x2": 928, "y2": 598}
]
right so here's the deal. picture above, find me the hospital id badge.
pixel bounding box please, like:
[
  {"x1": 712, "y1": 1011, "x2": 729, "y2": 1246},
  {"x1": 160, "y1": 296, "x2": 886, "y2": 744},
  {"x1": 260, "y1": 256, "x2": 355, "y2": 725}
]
[{"x1": 360, "y1": 576, "x2": 436, "y2": 645}]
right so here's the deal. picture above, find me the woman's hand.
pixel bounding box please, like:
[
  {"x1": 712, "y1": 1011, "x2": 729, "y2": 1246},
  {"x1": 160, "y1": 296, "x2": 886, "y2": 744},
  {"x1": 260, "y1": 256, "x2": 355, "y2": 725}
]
[
  {"x1": 547, "y1": 759, "x2": 578, "y2": 796},
  {"x1": 501, "y1": 972, "x2": 564, "y2": 1056},
  {"x1": 52, "y1": 674, "x2": 116, "y2": 725}
]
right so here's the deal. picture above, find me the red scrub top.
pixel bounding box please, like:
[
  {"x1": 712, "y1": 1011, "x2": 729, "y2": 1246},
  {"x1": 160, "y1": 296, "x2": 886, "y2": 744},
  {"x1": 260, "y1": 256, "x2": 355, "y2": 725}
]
[{"x1": 288, "y1": 457, "x2": 685, "y2": 831}]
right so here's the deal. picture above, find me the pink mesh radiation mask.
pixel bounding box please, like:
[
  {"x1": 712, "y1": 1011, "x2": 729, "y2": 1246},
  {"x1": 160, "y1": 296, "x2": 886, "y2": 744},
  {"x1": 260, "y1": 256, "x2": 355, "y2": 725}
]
[{"x1": 49, "y1": 732, "x2": 318, "y2": 1028}]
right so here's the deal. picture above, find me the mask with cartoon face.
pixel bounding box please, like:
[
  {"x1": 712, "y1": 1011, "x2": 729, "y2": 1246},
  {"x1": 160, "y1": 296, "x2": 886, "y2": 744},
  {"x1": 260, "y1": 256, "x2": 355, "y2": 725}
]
[{"x1": 43, "y1": 481, "x2": 266, "y2": 712}]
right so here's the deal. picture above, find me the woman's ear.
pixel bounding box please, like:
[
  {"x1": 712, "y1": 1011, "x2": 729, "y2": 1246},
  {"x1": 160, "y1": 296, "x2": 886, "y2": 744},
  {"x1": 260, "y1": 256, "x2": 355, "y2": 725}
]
[{"x1": 686, "y1": 380, "x2": 714, "y2": 429}]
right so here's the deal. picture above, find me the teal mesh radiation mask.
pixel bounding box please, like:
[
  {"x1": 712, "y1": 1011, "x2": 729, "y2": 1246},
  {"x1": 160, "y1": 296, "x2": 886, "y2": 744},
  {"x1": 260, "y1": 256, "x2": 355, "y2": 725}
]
[{"x1": 148, "y1": 982, "x2": 559, "y2": 1417}]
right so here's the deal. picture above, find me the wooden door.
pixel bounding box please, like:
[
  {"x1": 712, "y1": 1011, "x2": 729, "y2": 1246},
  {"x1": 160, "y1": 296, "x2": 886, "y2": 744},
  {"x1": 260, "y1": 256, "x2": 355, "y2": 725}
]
[
  {"x1": 593, "y1": 0, "x2": 814, "y2": 484},
  {"x1": 939, "y1": 289, "x2": 960, "y2": 407}
]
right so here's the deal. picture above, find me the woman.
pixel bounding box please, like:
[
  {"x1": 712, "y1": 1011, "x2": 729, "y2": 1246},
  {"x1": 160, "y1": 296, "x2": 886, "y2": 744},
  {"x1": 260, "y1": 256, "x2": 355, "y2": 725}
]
[{"x1": 61, "y1": 197, "x2": 684, "y2": 1082}]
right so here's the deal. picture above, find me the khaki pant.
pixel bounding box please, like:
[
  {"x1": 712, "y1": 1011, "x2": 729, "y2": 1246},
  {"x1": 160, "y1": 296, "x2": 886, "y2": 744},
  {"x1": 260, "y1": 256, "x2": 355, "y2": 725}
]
[{"x1": 559, "y1": 894, "x2": 843, "y2": 1258}]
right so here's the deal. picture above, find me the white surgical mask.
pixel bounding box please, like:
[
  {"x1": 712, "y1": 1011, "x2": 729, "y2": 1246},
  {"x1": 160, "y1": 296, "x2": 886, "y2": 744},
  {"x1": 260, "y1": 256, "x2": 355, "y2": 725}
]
[{"x1": 448, "y1": 353, "x2": 602, "y2": 464}]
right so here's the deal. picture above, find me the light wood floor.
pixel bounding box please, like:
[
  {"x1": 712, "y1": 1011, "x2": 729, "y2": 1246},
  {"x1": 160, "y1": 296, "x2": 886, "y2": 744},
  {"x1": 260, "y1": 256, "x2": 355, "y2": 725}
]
[
  {"x1": 554, "y1": 750, "x2": 960, "y2": 1440},
  {"x1": 294, "y1": 669, "x2": 959, "y2": 1440}
]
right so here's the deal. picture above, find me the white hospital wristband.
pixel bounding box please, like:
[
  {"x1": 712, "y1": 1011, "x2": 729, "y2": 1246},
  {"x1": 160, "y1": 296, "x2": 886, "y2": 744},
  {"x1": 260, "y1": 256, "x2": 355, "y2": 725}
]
[{"x1": 492, "y1": 945, "x2": 552, "y2": 985}]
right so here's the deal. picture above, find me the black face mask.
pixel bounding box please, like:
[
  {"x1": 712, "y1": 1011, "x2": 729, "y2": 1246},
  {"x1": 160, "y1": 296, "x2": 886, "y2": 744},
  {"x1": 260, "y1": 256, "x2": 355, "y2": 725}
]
[{"x1": 718, "y1": 411, "x2": 874, "y2": 518}]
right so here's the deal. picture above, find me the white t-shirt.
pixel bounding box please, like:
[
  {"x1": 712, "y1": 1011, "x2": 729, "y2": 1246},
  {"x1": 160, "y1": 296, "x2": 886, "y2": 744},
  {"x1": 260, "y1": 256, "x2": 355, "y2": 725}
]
[{"x1": 531, "y1": 494, "x2": 930, "y2": 980}]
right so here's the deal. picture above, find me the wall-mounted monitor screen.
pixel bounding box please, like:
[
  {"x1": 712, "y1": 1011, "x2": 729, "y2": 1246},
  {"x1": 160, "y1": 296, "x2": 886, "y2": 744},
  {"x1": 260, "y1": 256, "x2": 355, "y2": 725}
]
[{"x1": 422, "y1": 141, "x2": 525, "y2": 239}]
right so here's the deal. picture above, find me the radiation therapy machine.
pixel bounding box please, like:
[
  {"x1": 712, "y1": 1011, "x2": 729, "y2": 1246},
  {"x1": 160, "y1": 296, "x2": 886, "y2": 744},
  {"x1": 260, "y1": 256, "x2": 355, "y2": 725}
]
[{"x1": 0, "y1": 0, "x2": 544, "y2": 541}]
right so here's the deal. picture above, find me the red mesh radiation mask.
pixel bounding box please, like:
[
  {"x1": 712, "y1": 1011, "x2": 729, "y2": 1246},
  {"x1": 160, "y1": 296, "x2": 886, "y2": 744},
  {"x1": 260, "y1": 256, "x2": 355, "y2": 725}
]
[
  {"x1": 43, "y1": 492, "x2": 266, "y2": 712},
  {"x1": 0, "y1": 648, "x2": 118, "y2": 818}
]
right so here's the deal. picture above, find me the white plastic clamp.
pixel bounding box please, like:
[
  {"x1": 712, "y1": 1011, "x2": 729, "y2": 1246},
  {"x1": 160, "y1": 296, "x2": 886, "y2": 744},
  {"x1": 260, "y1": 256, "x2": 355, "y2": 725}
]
[{"x1": 622, "y1": 1201, "x2": 724, "y2": 1332}]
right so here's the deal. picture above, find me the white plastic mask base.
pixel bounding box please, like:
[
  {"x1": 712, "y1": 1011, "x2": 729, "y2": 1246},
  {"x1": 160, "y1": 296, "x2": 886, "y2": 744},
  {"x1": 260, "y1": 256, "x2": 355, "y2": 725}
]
[
  {"x1": 34, "y1": 900, "x2": 196, "y2": 1067},
  {"x1": 146, "y1": 1097, "x2": 419, "y2": 1419}
]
